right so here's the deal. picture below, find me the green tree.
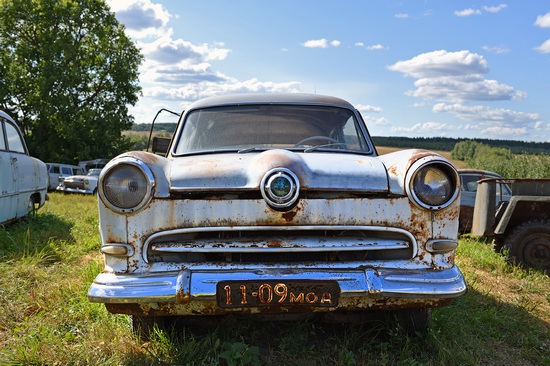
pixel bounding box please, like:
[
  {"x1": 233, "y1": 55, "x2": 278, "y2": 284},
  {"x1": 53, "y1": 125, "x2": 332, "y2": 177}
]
[{"x1": 0, "y1": 0, "x2": 142, "y2": 163}]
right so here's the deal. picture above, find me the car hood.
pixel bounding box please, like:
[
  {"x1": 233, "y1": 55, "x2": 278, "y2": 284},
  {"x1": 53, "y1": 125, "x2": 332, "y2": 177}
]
[{"x1": 169, "y1": 149, "x2": 388, "y2": 192}]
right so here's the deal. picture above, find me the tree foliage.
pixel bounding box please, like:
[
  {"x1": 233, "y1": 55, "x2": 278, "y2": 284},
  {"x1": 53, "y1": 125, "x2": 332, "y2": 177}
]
[
  {"x1": 452, "y1": 140, "x2": 550, "y2": 178},
  {"x1": 0, "y1": 0, "x2": 142, "y2": 164}
]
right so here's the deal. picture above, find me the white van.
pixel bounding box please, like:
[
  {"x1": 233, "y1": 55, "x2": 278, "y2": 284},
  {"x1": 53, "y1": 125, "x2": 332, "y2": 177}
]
[
  {"x1": 46, "y1": 163, "x2": 84, "y2": 190},
  {"x1": 0, "y1": 110, "x2": 48, "y2": 225}
]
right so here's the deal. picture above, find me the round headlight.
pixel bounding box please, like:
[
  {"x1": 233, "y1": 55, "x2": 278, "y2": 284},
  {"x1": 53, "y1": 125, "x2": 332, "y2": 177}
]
[
  {"x1": 408, "y1": 162, "x2": 458, "y2": 210},
  {"x1": 100, "y1": 159, "x2": 155, "y2": 213},
  {"x1": 261, "y1": 168, "x2": 300, "y2": 209}
]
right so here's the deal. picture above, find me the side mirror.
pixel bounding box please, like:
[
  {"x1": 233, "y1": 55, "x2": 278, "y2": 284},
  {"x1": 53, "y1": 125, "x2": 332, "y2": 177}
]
[{"x1": 152, "y1": 137, "x2": 171, "y2": 156}]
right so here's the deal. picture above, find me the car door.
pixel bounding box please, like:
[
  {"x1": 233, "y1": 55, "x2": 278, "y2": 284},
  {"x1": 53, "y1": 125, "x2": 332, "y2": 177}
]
[
  {"x1": 0, "y1": 117, "x2": 16, "y2": 223},
  {"x1": 4, "y1": 118, "x2": 33, "y2": 219}
]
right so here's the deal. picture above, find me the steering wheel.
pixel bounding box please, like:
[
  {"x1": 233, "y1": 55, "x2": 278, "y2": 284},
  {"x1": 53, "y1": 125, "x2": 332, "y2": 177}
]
[{"x1": 294, "y1": 136, "x2": 339, "y2": 147}]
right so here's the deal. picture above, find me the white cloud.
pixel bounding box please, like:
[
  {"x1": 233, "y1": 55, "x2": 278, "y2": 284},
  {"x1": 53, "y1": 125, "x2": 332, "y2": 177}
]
[
  {"x1": 363, "y1": 116, "x2": 390, "y2": 126},
  {"x1": 388, "y1": 50, "x2": 488, "y2": 78},
  {"x1": 392, "y1": 122, "x2": 450, "y2": 133},
  {"x1": 408, "y1": 75, "x2": 524, "y2": 102},
  {"x1": 356, "y1": 104, "x2": 383, "y2": 113},
  {"x1": 144, "y1": 78, "x2": 301, "y2": 102},
  {"x1": 388, "y1": 50, "x2": 525, "y2": 103},
  {"x1": 107, "y1": 0, "x2": 171, "y2": 39},
  {"x1": 455, "y1": 8, "x2": 481, "y2": 17},
  {"x1": 395, "y1": 13, "x2": 409, "y2": 19},
  {"x1": 483, "y1": 4, "x2": 508, "y2": 13},
  {"x1": 355, "y1": 42, "x2": 365, "y2": 47},
  {"x1": 140, "y1": 37, "x2": 230, "y2": 65},
  {"x1": 388, "y1": 51, "x2": 541, "y2": 140},
  {"x1": 535, "y1": 12, "x2": 550, "y2": 28},
  {"x1": 303, "y1": 39, "x2": 329, "y2": 48},
  {"x1": 482, "y1": 45, "x2": 510, "y2": 54},
  {"x1": 367, "y1": 44, "x2": 385, "y2": 51},
  {"x1": 433, "y1": 103, "x2": 540, "y2": 129},
  {"x1": 302, "y1": 39, "x2": 340, "y2": 48},
  {"x1": 535, "y1": 39, "x2": 550, "y2": 54}
]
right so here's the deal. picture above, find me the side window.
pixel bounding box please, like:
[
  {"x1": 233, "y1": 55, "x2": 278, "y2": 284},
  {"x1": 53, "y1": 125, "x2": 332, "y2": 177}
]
[
  {"x1": 62, "y1": 167, "x2": 72, "y2": 174},
  {"x1": 0, "y1": 120, "x2": 5, "y2": 150},
  {"x1": 341, "y1": 116, "x2": 365, "y2": 150},
  {"x1": 5, "y1": 122, "x2": 26, "y2": 154},
  {"x1": 461, "y1": 175, "x2": 479, "y2": 192},
  {"x1": 74, "y1": 168, "x2": 84, "y2": 175}
]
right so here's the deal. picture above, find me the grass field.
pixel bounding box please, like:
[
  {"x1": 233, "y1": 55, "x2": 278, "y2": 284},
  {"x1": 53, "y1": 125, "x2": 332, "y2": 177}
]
[{"x1": 0, "y1": 193, "x2": 549, "y2": 365}]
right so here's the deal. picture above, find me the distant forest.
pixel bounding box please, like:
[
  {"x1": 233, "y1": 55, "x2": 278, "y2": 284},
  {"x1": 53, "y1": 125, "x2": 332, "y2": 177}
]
[
  {"x1": 371, "y1": 136, "x2": 550, "y2": 155},
  {"x1": 131, "y1": 123, "x2": 550, "y2": 155},
  {"x1": 131, "y1": 123, "x2": 177, "y2": 133}
]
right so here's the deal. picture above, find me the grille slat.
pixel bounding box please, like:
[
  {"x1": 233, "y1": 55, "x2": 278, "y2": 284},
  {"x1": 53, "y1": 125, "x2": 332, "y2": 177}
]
[{"x1": 146, "y1": 226, "x2": 415, "y2": 264}]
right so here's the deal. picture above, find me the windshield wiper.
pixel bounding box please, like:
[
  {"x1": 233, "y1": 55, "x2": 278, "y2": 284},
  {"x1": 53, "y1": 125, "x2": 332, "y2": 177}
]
[
  {"x1": 237, "y1": 147, "x2": 269, "y2": 154},
  {"x1": 303, "y1": 143, "x2": 347, "y2": 153}
]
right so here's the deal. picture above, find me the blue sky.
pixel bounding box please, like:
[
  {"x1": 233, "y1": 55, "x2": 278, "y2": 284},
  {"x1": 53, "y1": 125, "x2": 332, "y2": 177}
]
[{"x1": 107, "y1": 1, "x2": 550, "y2": 143}]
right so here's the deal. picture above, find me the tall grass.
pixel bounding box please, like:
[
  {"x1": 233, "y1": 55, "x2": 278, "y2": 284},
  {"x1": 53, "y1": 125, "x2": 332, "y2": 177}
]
[{"x1": 0, "y1": 194, "x2": 549, "y2": 365}]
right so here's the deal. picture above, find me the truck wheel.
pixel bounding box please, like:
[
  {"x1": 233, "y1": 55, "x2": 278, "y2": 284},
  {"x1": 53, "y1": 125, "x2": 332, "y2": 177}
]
[
  {"x1": 396, "y1": 308, "x2": 431, "y2": 335},
  {"x1": 504, "y1": 220, "x2": 550, "y2": 271}
]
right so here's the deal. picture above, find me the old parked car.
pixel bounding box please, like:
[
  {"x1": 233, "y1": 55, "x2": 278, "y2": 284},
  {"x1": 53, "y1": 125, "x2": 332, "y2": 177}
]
[
  {"x1": 56, "y1": 168, "x2": 101, "y2": 195},
  {"x1": 46, "y1": 163, "x2": 84, "y2": 190},
  {"x1": 0, "y1": 110, "x2": 48, "y2": 224},
  {"x1": 458, "y1": 169, "x2": 512, "y2": 232},
  {"x1": 88, "y1": 93, "x2": 466, "y2": 337}
]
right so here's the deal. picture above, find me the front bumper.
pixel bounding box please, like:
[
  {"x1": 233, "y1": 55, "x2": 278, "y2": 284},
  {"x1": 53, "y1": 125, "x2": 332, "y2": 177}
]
[
  {"x1": 56, "y1": 186, "x2": 94, "y2": 194},
  {"x1": 88, "y1": 266, "x2": 466, "y2": 315}
]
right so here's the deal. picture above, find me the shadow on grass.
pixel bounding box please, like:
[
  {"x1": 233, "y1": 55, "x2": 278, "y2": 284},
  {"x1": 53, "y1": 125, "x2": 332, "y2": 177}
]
[
  {"x1": 120, "y1": 286, "x2": 550, "y2": 366},
  {"x1": 0, "y1": 211, "x2": 75, "y2": 261}
]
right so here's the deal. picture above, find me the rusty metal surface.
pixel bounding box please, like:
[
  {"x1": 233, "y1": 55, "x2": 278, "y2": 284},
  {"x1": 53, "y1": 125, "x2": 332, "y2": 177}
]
[{"x1": 168, "y1": 150, "x2": 388, "y2": 192}]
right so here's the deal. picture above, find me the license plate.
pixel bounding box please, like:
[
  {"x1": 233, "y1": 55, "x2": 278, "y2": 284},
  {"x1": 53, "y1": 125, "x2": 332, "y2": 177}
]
[{"x1": 217, "y1": 280, "x2": 340, "y2": 308}]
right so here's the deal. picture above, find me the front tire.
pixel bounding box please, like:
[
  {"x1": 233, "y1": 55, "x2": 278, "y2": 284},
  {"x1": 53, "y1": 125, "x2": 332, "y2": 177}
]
[
  {"x1": 504, "y1": 220, "x2": 550, "y2": 271},
  {"x1": 396, "y1": 308, "x2": 431, "y2": 335},
  {"x1": 132, "y1": 315, "x2": 166, "y2": 341}
]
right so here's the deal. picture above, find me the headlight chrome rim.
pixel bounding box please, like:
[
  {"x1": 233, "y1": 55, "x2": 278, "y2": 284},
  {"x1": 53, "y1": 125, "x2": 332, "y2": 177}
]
[
  {"x1": 261, "y1": 168, "x2": 300, "y2": 209},
  {"x1": 406, "y1": 160, "x2": 459, "y2": 211},
  {"x1": 98, "y1": 157, "x2": 155, "y2": 214}
]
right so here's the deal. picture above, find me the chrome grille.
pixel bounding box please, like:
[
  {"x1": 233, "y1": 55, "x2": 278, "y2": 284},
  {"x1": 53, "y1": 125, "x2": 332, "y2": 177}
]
[{"x1": 145, "y1": 226, "x2": 415, "y2": 264}]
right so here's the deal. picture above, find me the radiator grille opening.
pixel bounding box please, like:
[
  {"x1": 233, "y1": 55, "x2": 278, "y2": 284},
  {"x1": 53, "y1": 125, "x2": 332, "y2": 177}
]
[{"x1": 146, "y1": 227, "x2": 414, "y2": 264}]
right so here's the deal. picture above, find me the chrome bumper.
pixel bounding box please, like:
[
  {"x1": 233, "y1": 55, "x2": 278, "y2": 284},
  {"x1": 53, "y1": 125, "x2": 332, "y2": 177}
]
[
  {"x1": 88, "y1": 266, "x2": 466, "y2": 307},
  {"x1": 56, "y1": 186, "x2": 94, "y2": 194}
]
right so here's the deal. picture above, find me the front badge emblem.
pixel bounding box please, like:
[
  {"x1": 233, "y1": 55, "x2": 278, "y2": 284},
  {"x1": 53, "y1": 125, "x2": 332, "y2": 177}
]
[{"x1": 261, "y1": 168, "x2": 300, "y2": 209}]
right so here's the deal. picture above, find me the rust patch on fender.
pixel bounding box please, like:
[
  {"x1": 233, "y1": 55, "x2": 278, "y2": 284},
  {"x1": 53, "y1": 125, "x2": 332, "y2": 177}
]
[{"x1": 128, "y1": 150, "x2": 164, "y2": 165}]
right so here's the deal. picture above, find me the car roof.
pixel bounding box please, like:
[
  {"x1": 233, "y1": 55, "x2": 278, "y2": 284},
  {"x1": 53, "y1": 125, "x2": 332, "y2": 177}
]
[
  {"x1": 185, "y1": 93, "x2": 356, "y2": 111},
  {"x1": 0, "y1": 110, "x2": 15, "y2": 122},
  {"x1": 457, "y1": 168, "x2": 502, "y2": 177}
]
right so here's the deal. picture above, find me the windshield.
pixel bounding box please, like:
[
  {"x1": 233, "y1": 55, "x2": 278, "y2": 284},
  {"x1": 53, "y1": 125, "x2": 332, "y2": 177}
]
[{"x1": 173, "y1": 104, "x2": 372, "y2": 155}]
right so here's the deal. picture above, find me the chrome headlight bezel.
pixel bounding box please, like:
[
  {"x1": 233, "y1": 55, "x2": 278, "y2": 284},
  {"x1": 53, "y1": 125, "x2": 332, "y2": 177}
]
[
  {"x1": 98, "y1": 157, "x2": 155, "y2": 214},
  {"x1": 405, "y1": 160, "x2": 459, "y2": 211},
  {"x1": 261, "y1": 168, "x2": 300, "y2": 209}
]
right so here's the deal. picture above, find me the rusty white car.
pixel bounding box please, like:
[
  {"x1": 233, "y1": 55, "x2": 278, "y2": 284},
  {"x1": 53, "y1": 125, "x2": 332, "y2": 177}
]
[
  {"x1": 88, "y1": 94, "x2": 466, "y2": 336},
  {"x1": 56, "y1": 168, "x2": 101, "y2": 195},
  {"x1": 0, "y1": 110, "x2": 48, "y2": 225}
]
